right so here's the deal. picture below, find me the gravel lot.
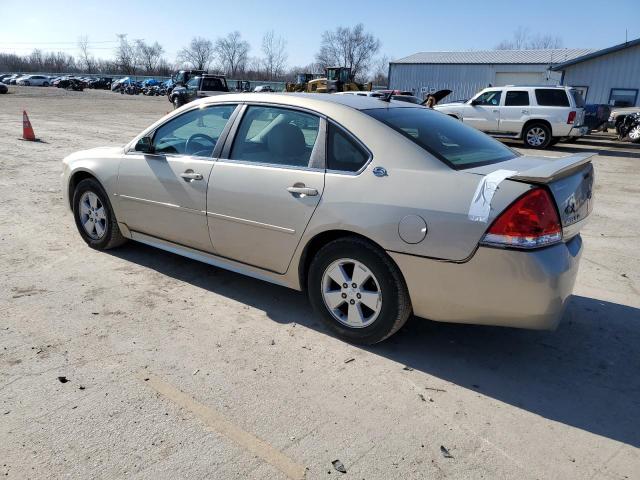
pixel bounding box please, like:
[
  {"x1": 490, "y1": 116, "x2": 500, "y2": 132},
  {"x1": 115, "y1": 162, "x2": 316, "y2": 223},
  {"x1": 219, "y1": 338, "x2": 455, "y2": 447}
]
[{"x1": 1, "y1": 86, "x2": 639, "y2": 479}]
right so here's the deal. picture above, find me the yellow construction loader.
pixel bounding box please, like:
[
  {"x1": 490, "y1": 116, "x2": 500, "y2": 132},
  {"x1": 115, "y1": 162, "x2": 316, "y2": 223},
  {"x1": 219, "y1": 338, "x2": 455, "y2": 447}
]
[{"x1": 286, "y1": 67, "x2": 372, "y2": 93}]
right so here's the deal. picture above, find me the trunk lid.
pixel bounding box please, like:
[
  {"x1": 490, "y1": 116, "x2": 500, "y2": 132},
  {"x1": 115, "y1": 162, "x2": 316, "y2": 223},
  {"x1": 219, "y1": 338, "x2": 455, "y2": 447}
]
[{"x1": 468, "y1": 153, "x2": 595, "y2": 238}]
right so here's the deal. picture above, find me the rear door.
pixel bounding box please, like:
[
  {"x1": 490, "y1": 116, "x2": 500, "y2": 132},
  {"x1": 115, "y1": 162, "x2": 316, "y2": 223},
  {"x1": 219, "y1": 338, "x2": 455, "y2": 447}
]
[
  {"x1": 499, "y1": 90, "x2": 531, "y2": 134},
  {"x1": 464, "y1": 90, "x2": 501, "y2": 131},
  {"x1": 207, "y1": 104, "x2": 325, "y2": 273}
]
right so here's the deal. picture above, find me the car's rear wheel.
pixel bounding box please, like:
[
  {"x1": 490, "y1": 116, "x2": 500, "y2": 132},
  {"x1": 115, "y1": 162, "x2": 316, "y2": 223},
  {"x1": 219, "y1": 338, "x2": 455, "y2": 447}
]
[
  {"x1": 307, "y1": 237, "x2": 412, "y2": 345},
  {"x1": 173, "y1": 96, "x2": 183, "y2": 109},
  {"x1": 523, "y1": 123, "x2": 551, "y2": 149},
  {"x1": 72, "y1": 178, "x2": 127, "y2": 250},
  {"x1": 628, "y1": 125, "x2": 640, "y2": 143},
  {"x1": 43, "y1": 82, "x2": 49, "y2": 87}
]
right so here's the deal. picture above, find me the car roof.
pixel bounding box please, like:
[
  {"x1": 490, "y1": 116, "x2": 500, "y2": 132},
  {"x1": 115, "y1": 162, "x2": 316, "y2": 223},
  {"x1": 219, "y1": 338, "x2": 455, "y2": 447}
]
[{"x1": 194, "y1": 92, "x2": 417, "y2": 112}]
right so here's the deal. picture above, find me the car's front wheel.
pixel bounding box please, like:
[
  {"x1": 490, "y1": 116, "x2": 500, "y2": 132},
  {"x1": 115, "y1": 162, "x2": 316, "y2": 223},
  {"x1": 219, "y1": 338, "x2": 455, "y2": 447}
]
[
  {"x1": 43, "y1": 82, "x2": 49, "y2": 87},
  {"x1": 173, "y1": 96, "x2": 184, "y2": 109},
  {"x1": 307, "y1": 237, "x2": 412, "y2": 345},
  {"x1": 72, "y1": 178, "x2": 127, "y2": 250},
  {"x1": 523, "y1": 123, "x2": 552, "y2": 149}
]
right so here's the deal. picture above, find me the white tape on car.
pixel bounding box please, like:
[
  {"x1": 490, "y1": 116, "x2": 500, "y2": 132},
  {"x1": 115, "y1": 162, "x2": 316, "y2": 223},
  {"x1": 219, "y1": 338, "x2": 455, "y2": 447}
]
[{"x1": 468, "y1": 169, "x2": 518, "y2": 223}]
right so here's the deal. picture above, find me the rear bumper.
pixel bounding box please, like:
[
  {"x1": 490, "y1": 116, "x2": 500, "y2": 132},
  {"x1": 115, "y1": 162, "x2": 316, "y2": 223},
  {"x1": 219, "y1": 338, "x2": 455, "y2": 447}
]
[
  {"x1": 567, "y1": 125, "x2": 589, "y2": 137},
  {"x1": 389, "y1": 235, "x2": 582, "y2": 330}
]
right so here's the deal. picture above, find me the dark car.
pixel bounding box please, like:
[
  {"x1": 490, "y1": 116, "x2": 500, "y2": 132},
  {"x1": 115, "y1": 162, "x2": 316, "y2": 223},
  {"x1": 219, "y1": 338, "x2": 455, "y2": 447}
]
[
  {"x1": 167, "y1": 69, "x2": 206, "y2": 101},
  {"x1": 169, "y1": 74, "x2": 228, "y2": 108},
  {"x1": 89, "y1": 77, "x2": 113, "y2": 90},
  {"x1": 0, "y1": 83, "x2": 8, "y2": 94}
]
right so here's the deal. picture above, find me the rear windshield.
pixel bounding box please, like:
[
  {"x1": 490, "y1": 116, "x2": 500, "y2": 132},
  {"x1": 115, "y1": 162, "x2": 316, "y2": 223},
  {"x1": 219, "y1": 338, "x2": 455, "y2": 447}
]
[{"x1": 364, "y1": 107, "x2": 517, "y2": 169}]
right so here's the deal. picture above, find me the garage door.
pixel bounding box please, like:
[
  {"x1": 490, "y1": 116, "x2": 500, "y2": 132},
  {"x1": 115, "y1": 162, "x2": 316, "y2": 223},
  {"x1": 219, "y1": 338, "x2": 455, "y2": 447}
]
[{"x1": 495, "y1": 72, "x2": 543, "y2": 86}]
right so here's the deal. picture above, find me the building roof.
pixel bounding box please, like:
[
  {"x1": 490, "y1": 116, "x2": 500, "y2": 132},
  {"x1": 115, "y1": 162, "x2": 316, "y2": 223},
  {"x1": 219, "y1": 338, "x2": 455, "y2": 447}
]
[
  {"x1": 550, "y1": 37, "x2": 640, "y2": 70},
  {"x1": 391, "y1": 49, "x2": 596, "y2": 65}
]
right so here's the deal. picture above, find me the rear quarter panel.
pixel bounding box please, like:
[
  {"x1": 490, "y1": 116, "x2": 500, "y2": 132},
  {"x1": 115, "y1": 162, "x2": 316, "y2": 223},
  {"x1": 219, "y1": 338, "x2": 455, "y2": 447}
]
[{"x1": 300, "y1": 113, "x2": 531, "y2": 261}]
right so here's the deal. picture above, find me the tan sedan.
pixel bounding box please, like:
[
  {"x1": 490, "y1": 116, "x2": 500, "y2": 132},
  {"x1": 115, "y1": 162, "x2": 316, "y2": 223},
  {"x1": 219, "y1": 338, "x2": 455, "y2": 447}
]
[{"x1": 62, "y1": 93, "x2": 594, "y2": 344}]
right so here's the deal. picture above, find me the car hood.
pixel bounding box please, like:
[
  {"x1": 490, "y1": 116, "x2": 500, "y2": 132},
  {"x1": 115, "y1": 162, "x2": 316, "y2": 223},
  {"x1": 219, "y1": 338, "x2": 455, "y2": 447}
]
[{"x1": 64, "y1": 145, "x2": 124, "y2": 164}]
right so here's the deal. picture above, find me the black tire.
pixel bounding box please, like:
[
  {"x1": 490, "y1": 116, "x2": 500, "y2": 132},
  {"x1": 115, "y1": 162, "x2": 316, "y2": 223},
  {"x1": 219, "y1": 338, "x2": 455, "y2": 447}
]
[
  {"x1": 523, "y1": 122, "x2": 552, "y2": 149},
  {"x1": 307, "y1": 237, "x2": 412, "y2": 345},
  {"x1": 173, "y1": 96, "x2": 183, "y2": 109},
  {"x1": 72, "y1": 178, "x2": 127, "y2": 250}
]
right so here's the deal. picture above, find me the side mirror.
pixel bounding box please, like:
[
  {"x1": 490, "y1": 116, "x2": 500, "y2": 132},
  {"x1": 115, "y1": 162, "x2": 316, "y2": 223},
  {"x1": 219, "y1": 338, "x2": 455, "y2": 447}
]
[
  {"x1": 470, "y1": 99, "x2": 480, "y2": 106},
  {"x1": 134, "y1": 136, "x2": 154, "y2": 154}
]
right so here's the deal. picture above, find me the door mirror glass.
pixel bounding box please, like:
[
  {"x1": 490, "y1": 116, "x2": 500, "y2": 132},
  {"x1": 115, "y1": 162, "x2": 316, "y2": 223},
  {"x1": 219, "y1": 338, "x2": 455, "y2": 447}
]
[{"x1": 134, "y1": 136, "x2": 154, "y2": 153}]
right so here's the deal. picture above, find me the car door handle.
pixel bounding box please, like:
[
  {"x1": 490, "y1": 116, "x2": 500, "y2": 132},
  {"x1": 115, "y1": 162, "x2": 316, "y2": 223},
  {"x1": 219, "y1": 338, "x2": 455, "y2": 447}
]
[
  {"x1": 287, "y1": 185, "x2": 318, "y2": 196},
  {"x1": 521, "y1": 109, "x2": 530, "y2": 114},
  {"x1": 492, "y1": 109, "x2": 499, "y2": 113},
  {"x1": 180, "y1": 171, "x2": 203, "y2": 181}
]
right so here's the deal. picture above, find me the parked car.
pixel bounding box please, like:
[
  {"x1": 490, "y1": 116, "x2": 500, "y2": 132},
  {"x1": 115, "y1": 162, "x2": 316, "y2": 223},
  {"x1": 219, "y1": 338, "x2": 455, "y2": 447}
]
[
  {"x1": 89, "y1": 77, "x2": 113, "y2": 89},
  {"x1": 0, "y1": 74, "x2": 13, "y2": 83},
  {"x1": 17, "y1": 74, "x2": 51, "y2": 86},
  {"x1": 338, "y1": 91, "x2": 423, "y2": 104},
  {"x1": 0, "y1": 83, "x2": 7, "y2": 94},
  {"x1": 608, "y1": 106, "x2": 640, "y2": 133},
  {"x1": 62, "y1": 93, "x2": 594, "y2": 344},
  {"x1": 5, "y1": 74, "x2": 24, "y2": 85},
  {"x1": 169, "y1": 74, "x2": 229, "y2": 108},
  {"x1": 435, "y1": 86, "x2": 588, "y2": 149},
  {"x1": 253, "y1": 85, "x2": 274, "y2": 93}
]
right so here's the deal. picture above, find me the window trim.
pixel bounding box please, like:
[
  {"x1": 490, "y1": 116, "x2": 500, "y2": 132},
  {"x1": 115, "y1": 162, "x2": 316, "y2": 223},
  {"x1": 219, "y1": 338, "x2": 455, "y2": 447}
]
[
  {"x1": 325, "y1": 120, "x2": 373, "y2": 176},
  {"x1": 608, "y1": 88, "x2": 638, "y2": 107},
  {"x1": 221, "y1": 103, "x2": 326, "y2": 172}
]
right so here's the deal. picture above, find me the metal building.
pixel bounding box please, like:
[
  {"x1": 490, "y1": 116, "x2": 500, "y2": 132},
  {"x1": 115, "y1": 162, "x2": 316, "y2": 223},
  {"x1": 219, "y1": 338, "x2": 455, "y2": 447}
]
[
  {"x1": 389, "y1": 49, "x2": 595, "y2": 101},
  {"x1": 552, "y1": 38, "x2": 640, "y2": 107}
]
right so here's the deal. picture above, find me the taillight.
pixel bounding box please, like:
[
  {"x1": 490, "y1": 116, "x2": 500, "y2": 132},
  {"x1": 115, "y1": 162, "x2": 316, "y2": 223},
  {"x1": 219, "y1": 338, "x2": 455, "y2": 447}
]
[
  {"x1": 567, "y1": 111, "x2": 576, "y2": 124},
  {"x1": 481, "y1": 188, "x2": 562, "y2": 249}
]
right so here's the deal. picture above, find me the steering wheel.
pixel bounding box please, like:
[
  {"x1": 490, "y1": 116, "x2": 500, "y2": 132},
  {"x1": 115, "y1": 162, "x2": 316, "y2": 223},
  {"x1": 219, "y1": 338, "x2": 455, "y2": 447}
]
[{"x1": 185, "y1": 133, "x2": 216, "y2": 155}]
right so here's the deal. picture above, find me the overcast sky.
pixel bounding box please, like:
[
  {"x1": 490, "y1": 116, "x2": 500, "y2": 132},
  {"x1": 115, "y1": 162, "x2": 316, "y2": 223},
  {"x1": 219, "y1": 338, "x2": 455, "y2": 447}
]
[{"x1": 0, "y1": 0, "x2": 638, "y2": 66}]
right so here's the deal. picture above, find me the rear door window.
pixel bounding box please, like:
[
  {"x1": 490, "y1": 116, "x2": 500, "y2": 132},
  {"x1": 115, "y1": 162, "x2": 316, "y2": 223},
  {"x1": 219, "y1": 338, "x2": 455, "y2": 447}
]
[
  {"x1": 505, "y1": 91, "x2": 530, "y2": 106},
  {"x1": 535, "y1": 89, "x2": 570, "y2": 107},
  {"x1": 229, "y1": 106, "x2": 320, "y2": 168}
]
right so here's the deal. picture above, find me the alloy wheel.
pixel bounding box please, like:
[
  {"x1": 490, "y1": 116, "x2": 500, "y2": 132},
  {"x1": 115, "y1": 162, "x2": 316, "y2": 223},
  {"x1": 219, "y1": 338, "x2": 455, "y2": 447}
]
[
  {"x1": 78, "y1": 191, "x2": 107, "y2": 240},
  {"x1": 526, "y1": 127, "x2": 546, "y2": 147},
  {"x1": 628, "y1": 126, "x2": 640, "y2": 142},
  {"x1": 321, "y1": 258, "x2": 382, "y2": 328}
]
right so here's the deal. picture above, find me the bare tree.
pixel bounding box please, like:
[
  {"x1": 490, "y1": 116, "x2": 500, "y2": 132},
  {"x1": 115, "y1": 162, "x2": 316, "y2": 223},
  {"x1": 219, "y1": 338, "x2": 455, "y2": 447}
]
[
  {"x1": 261, "y1": 30, "x2": 287, "y2": 79},
  {"x1": 177, "y1": 37, "x2": 215, "y2": 70},
  {"x1": 135, "y1": 39, "x2": 165, "y2": 74},
  {"x1": 77, "y1": 35, "x2": 95, "y2": 73},
  {"x1": 495, "y1": 27, "x2": 563, "y2": 50},
  {"x1": 114, "y1": 34, "x2": 137, "y2": 74},
  {"x1": 370, "y1": 55, "x2": 389, "y2": 85},
  {"x1": 528, "y1": 34, "x2": 563, "y2": 49},
  {"x1": 315, "y1": 24, "x2": 380, "y2": 81},
  {"x1": 28, "y1": 49, "x2": 44, "y2": 71},
  {"x1": 216, "y1": 31, "x2": 250, "y2": 77}
]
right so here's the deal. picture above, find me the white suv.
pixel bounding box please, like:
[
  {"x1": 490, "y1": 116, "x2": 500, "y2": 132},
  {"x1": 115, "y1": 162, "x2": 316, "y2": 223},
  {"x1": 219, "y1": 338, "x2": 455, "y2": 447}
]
[{"x1": 435, "y1": 86, "x2": 588, "y2": 149}]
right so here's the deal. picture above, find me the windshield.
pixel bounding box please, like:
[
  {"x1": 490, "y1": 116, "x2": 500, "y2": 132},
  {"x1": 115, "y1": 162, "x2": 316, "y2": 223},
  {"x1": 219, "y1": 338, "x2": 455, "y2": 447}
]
[{"x1": 364, "y1": 107, "x2": 518, "y2": 169}]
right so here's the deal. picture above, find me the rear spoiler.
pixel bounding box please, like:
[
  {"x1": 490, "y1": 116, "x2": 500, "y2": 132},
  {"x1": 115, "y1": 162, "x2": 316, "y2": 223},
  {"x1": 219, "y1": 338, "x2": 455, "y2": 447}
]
[{"x1": 509, "y1": 153, "x2": 596, "y2": 183}]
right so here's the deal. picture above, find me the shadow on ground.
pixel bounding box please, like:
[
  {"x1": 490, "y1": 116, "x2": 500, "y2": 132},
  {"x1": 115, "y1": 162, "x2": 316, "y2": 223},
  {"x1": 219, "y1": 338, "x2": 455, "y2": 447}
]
[{"x1": 110, "y1": 242, "x2": 640, "y2": 448}]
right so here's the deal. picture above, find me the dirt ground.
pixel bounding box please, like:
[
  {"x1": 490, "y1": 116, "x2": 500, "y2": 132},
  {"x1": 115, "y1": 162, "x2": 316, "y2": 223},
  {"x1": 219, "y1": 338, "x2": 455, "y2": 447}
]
[{"x1": 1, "y1": 86, "x2": 639, "y2": 479}]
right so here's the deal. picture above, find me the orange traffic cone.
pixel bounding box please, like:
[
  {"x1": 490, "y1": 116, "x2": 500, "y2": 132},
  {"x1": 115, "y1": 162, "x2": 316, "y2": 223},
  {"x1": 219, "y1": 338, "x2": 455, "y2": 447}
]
[{"x1": 22, "y1": 110, "x2": 36, "y2": 141}]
